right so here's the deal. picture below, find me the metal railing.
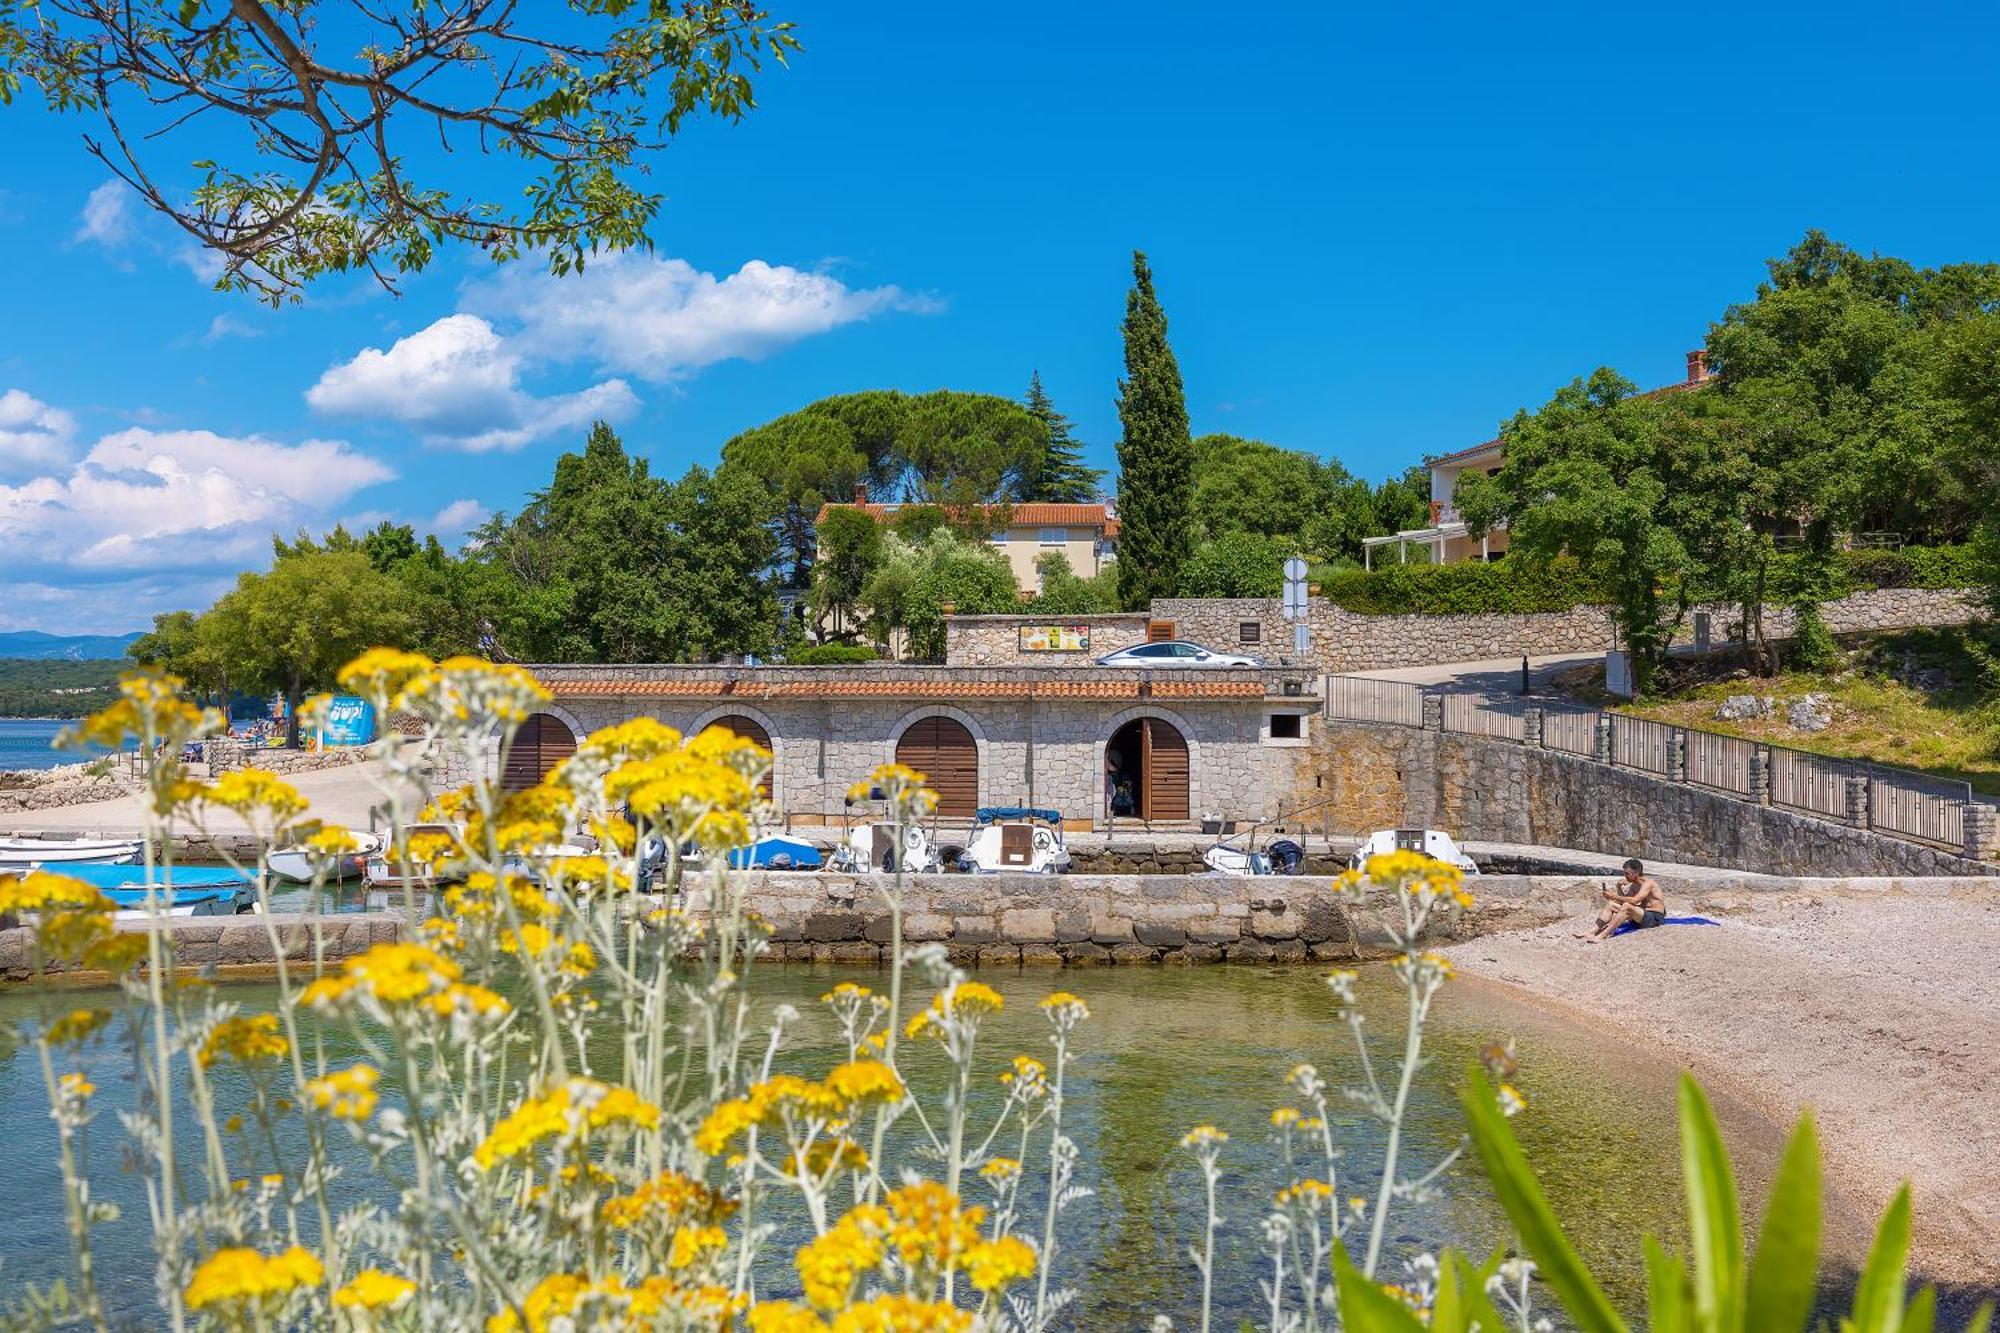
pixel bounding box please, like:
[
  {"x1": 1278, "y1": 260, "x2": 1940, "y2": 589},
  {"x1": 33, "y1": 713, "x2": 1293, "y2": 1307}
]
[
  {"x1": 1440, "y1": 692, "x2": 1525, "y2": 741},
  {"x1": 1324, "y1": 676, "x2": 1425, "y2": 727},
  {"x1": 1608, "y1": 713, "x2": 1676, "y2": 776},
  {"x1": 1321, "y1": 673, "x2": 1984, "y2": 856}
]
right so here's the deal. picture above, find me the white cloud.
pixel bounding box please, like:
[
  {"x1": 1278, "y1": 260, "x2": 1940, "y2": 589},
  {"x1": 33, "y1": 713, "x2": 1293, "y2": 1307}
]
[
  {"x1": 0, "y1": 389, "x2": 79, "y2": 478},
  {"x1": 471, "y1": 253, "x2": 934, "y2": 383},
  {"x1": 73, "y1": 181, "x2": 134, "y2": 248},
  {"x1": 0, "y1": 425, "x2": 394, "y2": 576},
  {"x1": 202, "y1": 314, "x2": 260, "y2": 343},
  {"x1": 306, "y1": 313, "x2": 638, "y2": 451},
  {"x1": 428, "y1": 497, "x2": 486, "y2": 534}
]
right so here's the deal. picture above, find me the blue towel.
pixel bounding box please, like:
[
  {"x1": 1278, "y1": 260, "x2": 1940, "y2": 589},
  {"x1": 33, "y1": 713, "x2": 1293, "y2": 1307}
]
[{"x1": 1612, "y1": 914, "x2": 1721, "y2": 937}]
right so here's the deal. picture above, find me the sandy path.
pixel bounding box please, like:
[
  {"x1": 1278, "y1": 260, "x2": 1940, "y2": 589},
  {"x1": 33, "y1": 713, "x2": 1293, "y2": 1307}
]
[
  {"x1": 6, "y1": 761, "x2": 419, "y2": 837},
  {"x1": 1445, "y1": 895, "x2": 2000, "y2": 1286}
]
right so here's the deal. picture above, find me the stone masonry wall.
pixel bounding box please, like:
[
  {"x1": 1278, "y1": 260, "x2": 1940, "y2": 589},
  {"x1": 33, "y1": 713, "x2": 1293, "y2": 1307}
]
[
  {"x1": 1285, "y1": 719, "x2": 1992, "y2": 876},
  {"x1": 1, "y1": 912, "x2": 404, "y2": 983},
  {"x1": 697, "y1": 868, "x2": 2000, "y2": 965},
  {"x1": 530, "y1": 693, "x2": 1280, "y2": 829},
  {"x1": 1153, "y1": 587, "x2": 1985, "y2": 674},
  {"x1": 943, "y1": 614, "x2": 1152, "y2": 666}
]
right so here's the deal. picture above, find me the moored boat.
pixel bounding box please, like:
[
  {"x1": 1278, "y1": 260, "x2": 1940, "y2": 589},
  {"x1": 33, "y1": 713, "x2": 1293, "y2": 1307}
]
[
  {"x1": 268, "y1": 831, "x2": 384, "y2": 883},
  {"x1": 826, "y1": 822, "x2": 938, "y2": 875},
  {"x1": 364, "y1": 823, "x2": 462, "y2": 890},
  {"x1": 1201, "y1": 836, "x2": 1305, "y2": 877},
  {"x1": 0, "y1": 836, "x2": 144, "y2": 870},
  {"x1": 957, "y1": 807, "x2": 1069, "y2": 875},
  {"x1": 55, "y1": 863, "x2": 257, "y2": 918},
  {"x1": 1347, "y1": 827, "x2": 1479, "y2": 875}
]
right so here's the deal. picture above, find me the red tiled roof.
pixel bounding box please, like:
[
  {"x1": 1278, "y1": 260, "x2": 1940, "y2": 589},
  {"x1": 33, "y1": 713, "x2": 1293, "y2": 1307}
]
[
  {"x1": 815, "y1": 501, "x2": 1119, "y2": 538},
  {"x1": 544, "y1": 675, "x2": 1265, "y2": 701}
]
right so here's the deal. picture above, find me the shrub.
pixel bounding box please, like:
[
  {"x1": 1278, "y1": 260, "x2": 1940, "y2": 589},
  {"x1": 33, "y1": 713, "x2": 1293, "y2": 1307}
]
[
  {"x1": 789, "y1": 642, "x2": 880, "y2": 665},
  {"x1": 1320, "y1": 555, "x2": 1603, "y2": 616},
  {"x1": 1178, "y1": 532, "x2": 1288, "y2": 598},
  {"x1": 1835, "y1": 543, "x2": 1980, "y2": 591}
]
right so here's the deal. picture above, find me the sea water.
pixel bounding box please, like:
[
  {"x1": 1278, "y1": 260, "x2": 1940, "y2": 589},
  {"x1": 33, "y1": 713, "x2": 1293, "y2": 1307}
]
[{"x1": 0, "y1": 717, "x2": 106, "y2": 772}]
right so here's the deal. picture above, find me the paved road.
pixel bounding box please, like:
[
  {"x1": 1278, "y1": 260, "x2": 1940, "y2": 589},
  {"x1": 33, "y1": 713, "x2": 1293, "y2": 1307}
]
[
  {"x1": 6, "y1": 760, "x2": 418, "y2": 838},
  {"x1": 1344, "y1": 650, "x2": 1602, "y2": 692}
]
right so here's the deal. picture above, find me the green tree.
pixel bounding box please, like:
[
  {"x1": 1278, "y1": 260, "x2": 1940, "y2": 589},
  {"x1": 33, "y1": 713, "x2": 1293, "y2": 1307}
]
[
  {"x1": 860, "y1": 531, "x2": 1017, "y2": 661},
  {"x1": 0, "y1": 2, "x2": 796, "y2": 302},
  {"x1": 210, "y1": 548, "x2": 415, "y2": 745},
  {"x1": 810, "y1": 506, "x2": 883, "y2": 641},
  {"x1": 1114, "y1": 251, "x2": 1196, "y2": 609},
  {"x1": 1022, "y1": 371, "x2": 1103, "y2": 502},
  {"x1": 895, "y1": 390, "x2": 1045, "y2": 504},
  {"x1": 474, "y1": 422, "x2": 775, "y2": 662},
  {"x1": 1189, "y1": 434, "x2": 1344, "y2": 545},
  {"x1": 1177, "y1": 531, "x2": 1288, "y2": 598},
  {"x1": 128, "y1": 610, "x2": 227, "y2": 705},
  {"x1": 1028, "y1": 551, "x2": 1121, "y2": 614}
]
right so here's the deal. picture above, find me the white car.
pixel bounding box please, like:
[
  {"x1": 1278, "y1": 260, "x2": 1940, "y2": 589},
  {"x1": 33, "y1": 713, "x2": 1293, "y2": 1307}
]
[{"x1": 1095, "y1": 640, "x2": 1264, "y2": 668}]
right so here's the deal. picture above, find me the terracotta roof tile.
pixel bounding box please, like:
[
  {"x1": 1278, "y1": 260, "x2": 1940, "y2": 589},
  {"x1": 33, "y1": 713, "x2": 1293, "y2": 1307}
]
[{"x1": 815, "y1": 500, "x2": 1118, "y2": 538}]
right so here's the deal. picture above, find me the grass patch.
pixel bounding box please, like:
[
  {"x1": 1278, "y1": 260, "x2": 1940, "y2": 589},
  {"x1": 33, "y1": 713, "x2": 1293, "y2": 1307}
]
[{"x1": 1548, "y1": 625, "x2": 2000, "y2": 796}]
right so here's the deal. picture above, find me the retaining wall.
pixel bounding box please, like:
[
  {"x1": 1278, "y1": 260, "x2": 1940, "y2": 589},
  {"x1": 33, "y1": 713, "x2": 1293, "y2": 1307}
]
[
  {"x1": 0, "y1": 912, "x2": 405, "y2": 984},
  {"x1": 1288, "y1": 719, "x2": 1992, "y2": 877}
]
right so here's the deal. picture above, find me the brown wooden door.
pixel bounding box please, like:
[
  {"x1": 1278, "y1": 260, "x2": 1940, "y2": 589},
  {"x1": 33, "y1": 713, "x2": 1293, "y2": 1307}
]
[
  {"x1": 1140, "y1": 717, "x2": 1189, "y2": 822},
  {"x1": 703, "y1": 714, "x2": 774, "y2": 797},
  {"x1": 504, "y1": 713, "x2": 578, "y2": 793},
  {"x1": 1147, "y1": 619, "x2": 1176, "y2": 643},
  {"x1": 894, "y1": 716, "x2": 978, "y2": 818}
]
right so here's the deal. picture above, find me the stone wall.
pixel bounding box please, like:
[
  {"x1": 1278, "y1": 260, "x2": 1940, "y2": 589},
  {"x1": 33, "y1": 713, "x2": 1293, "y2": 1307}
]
[
  {"x1": 1286, "y1": 719, "x2": 1993, "y2": 876},
  {"x1": 0, "y1": 912, "x2": 404, "y2": 983},
  {"x1": 943, "y1": 614, "x2": 1152, "y2": 666},
  {"x1": 698, "y1": 868, "x2": 2000, "y2": 965},
  {"x1": 530, "y1": 690, "x2": 1283, "y2": 829},
  {"x1": 1153, "y1": 586, "x2": 1986, "y2": 673}
]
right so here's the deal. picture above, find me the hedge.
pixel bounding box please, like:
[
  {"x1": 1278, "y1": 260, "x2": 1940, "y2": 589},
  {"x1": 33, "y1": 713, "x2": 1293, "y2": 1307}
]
[
  {"x1": 788, "y1": 643, "x2": 881, "y2": 665},
  {"x1": 1318, "y1": 545, "x2": 1978, "y2": 617},
  {"x1": 1318, "y1": 555, "x2": 1603, "y2": 616}
]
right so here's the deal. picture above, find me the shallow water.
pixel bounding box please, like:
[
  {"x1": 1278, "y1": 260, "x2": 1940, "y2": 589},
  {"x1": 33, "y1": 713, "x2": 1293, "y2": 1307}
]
[{"x1": 0, "y1": 963, "x2": 1788, "y2": 1326}]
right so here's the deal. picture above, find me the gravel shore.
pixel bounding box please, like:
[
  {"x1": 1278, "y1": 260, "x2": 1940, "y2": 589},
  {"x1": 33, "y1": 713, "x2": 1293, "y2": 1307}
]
[{"x1": 1444, "y1": 894, "x2": 2000, "y2": 1288}]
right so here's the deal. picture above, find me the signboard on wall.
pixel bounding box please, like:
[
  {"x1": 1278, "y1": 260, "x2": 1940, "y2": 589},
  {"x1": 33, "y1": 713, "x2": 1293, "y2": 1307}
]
[
  {"x1": 315, "y1": 695, "x2": 379, "y2": 747},
  {"x1": 1018, "y1": 624, "x2": 1090, "y2": 653}
]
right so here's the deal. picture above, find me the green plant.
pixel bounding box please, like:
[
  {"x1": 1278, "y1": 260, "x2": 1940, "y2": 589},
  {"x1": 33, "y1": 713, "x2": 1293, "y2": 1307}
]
[
  {"x1": 1320, "y1": 556, "x2": 1604, "y2": 616},
  {"x1": 1788, "y1": 605, "x2": 1840, "y2": 671}
]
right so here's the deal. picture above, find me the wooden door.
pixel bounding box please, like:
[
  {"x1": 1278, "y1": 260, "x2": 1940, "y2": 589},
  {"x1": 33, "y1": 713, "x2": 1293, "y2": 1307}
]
[
  {"x1": 1147, "y1": 619, "x2": 1176, "y2": 643},
  {"x1": 703, "y1": 714, "x2": 774, "y2": 797},
  {"x1": 1140, "y1": 718, "x2": 1189, "y2": 822},
  {"x1": 504, "y1": 713, "x2": 578, "y2": 793},
  {"x1": 894, "y1": 716, "x2": 977, "y2": 818}
]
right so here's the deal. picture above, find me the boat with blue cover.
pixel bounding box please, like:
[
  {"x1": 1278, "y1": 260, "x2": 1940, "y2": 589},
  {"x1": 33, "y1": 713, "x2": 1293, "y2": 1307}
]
[
  {"x1": 56, "y1": 863, "x2": 257, "y2": 917},
  {"x1": 726, "y1": 835, "x2": 823, "y2": 870},
  {"x1": 959, "y1": 807, "x2": 1069, "y2": 874}
]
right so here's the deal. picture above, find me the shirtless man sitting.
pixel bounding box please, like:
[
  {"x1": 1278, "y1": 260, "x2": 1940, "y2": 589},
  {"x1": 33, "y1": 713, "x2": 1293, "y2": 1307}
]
[{"x1": 1578, "y1": 858, "x2": 1666, "y2": 942}]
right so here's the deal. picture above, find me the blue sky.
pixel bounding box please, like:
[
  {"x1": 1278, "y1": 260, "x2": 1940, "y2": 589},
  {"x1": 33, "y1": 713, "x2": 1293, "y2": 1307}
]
[{"x1": 3, "y1": 1, "x2": 1998, "y2": 633}]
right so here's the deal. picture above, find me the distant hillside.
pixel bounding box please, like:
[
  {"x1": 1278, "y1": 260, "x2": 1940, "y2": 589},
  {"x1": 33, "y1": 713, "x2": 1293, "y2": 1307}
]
[
  {"x1": 0, "y1": 658, "x2": 124, "y2": 718},
  {"x1": 0, "y1": 630, "x2": 142, "y2": 660}
]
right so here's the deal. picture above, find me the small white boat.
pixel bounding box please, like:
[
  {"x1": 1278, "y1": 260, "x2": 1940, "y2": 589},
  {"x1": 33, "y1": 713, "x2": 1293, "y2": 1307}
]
[
  {"x1": 0, "y1": 836, "x2": 144, "y2": 870},
  {"x1": 1202, "y1": 837, "x2": 1305, "y2": 877},
  {"x1": 827, "y1": 823, "x2": 939, "y2": 875},
  {"x1": 957, "y1": 807, "x2": 1069, "y2": 875},
  {"x1": 1348, "y1": 828, "x2": 1479, "y2": 876},
  {"x1": 364, "y1": 823, "x2": 462, "y2": 889},
  {"x1": 268, "y1": 831, "x2": 384, "y2": 883}
]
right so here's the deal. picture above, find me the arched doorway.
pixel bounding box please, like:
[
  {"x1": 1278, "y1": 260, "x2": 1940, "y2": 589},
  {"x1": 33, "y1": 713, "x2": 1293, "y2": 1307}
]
[
  {"x1": 894, "y1": 716, "x2": 978, "y2": 818},
  {"x1": 1106, "y1": 717, "x2": 1189, "y2": 823},
  {"x1": 701, "y1": 713, "x2": 774, "y2": 798},
  {"x1": 504, "y1": 712, "x2": 579, "y2": 792}
]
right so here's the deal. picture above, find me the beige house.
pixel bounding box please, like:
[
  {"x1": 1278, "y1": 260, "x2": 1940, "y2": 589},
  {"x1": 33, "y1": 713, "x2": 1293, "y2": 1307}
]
[
  {"x1": 1363, "y1": 349, "x2": 1715, "y2": 568},
  {"x1": 816, "y1": 490, "x2": 1119, "y2": 595}
]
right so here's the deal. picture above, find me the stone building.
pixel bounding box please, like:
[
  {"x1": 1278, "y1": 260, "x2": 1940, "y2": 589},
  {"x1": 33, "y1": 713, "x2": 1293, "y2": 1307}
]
[{"x1": 501, "y1": 663, "x2": 1320, "y2": 831}]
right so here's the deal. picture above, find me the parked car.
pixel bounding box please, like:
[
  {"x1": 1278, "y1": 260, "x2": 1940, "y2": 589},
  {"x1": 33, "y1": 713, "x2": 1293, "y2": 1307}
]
[{"x1": 1095, "y1": 640, "x2": 1265, "y2": 668}]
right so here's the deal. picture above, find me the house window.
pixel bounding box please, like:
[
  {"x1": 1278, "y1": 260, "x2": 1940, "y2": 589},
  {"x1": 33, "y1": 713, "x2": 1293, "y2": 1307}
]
[
  {"x1": 1039, "y1": 527, "x2": 1066, "y2": 547},
  {"x1": 1239, "y1": 621, "x2": 1262, "y2": 644},
  {"x1": 988, "y1": 530, "x2": 1008, "y2": 545},
  {"x1": 1269, "y1": 713, "x2": 1303, "y2": 740}
]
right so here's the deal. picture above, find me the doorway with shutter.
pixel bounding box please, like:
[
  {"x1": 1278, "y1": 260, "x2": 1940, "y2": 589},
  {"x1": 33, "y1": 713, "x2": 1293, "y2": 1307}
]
[
  {"x1": 1104, "y1": 716, "x2": 1190, "y2": 824},
  {"x1": 503, "y1": 713, "x2": 580, "y2": 793},
  {"x1": 700, "y1": 713, "x2": 775, "y2": 798},
  {"x1": 892, "y1": 715, "x2": 978, "y2": 818}
]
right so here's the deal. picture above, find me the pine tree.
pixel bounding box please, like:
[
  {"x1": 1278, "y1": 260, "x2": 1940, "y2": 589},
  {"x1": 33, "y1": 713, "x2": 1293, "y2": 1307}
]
[
  {"x1": 1022, "y1": 370, "x2": 1103, "y2": 503},
  {"x1": 1114, "y1": 251, "x2": 1195, "y2": 609}
]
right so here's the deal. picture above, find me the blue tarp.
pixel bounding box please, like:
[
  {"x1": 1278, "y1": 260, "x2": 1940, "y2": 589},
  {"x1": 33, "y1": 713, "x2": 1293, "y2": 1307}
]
[
  {"x1": 59, "y1": 864, "x2": 254, "y2": 891},
  {"x1": 1612, "y1": 914, "x2": 1722, "y2": 937},
  {"x1": 102, "y1": 887, "x2": 242, "y2": 908},
  {"x1": 974, "y1": 807, "x2": 1061, "y2": 825},
  {"x1": 726, "y1": 837, "x2": 824, "y2": 870}
]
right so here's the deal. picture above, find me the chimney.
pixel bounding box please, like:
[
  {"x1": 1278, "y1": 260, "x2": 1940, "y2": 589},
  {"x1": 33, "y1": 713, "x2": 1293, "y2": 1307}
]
[
  {"x1": 1687, "y1": 349, "x2": 1710, "y2": 384},
  {"x1": 854, "y1": 482, "x2": 869, "y2": 505}
]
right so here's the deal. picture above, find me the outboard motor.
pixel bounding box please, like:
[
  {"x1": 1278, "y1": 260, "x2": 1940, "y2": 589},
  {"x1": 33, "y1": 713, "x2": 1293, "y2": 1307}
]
[{"x1": 1264, "y1": 838, "x2": 1305, "y2": 876}]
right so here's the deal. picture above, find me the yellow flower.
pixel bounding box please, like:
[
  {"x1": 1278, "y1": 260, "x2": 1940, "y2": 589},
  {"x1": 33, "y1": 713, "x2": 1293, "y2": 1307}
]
[
  {"x1": 1180, "y1": 1124, "x2": 1229, "y2": 1151},
  {"x1": 332, "y1": 1268, "x2": 415, "y2": 1311},
  {"x1": 821, "y1": 981, "x2": 874, "y2": 1003},
  {"x1": 1497, "y1": 1082, "x2": 1528, "y2": 1117},
  {"x1": 599, "y1": 1170, "x2": 736, "y2": 1230},
  {"x1": 473, "y1": 1079, "x2": 660, "y2": 1171},
  {"x1": 844, "y1": 763, "x2": 939, "y2": 817},
  {"x1": 0, "y1": 870, "x2": 115, "y2": 915},
  {"x1": 199, "y1": 1014, "x2": 289, "y2": 1069},
  {"x1": 1275, "y1": 1178, "x2": 1335, "y2": 1206},
  {"x1": 906, "y1": 981, "x2": 1004, "y2": 1039},
  {"x1": 305, "y1": 1065, "x2": 380, "y2": 1122},
  {"x1": 979, "y1": 1157, "x2": 1022, "y2": 1184},
  {"x1": 830, "y1": 1294, "x2": 972, "y2": 1333},
  {"x1": 668, "y1": 1223, "x2": 729, "y2": 1270},
  {"x1": 305, "y1": 825, "x2": 360, "y2": 855},
  {"x1": 205, "y1": 769, "x2": 307, "y2": 822},
  {"x1": 750, "y1": 1302, "x2": 833, "y2": 1333},
  {"x1": 1271, "y1": 1107, "x2": 1302, "y2": 1129},
  {"x1": 885, "y1": 1181, "x2": 983, "y2": 1272},
  {"x1": 45, "y1": 1007, "x2": 111, "y2": 1046},
  {"x1": 184, "y1": 1245, "x2": 324, "y2": 1310},
  {"x1": 1039, "y1": 990, "x2": 1090, "y2": 1019},
  {"x1": 823, "y1": 1059, "x2": 905, "y2": 1108},
  {"x1": 796, "y1": 1204, "x2": 888, "y2": 1309},
  {"x1": 337, "y1": 647, "x2": 436, "y2": 700},
  {"x1": 964, "y1": 1235, "x2": 1037, "y2": 1293},
  {"x1": 307, "y1": 941, "x2": 460, "y2": 1010},
  {"x1": 58, "y1": 1071, "x2": 95, "y2": 1101}
]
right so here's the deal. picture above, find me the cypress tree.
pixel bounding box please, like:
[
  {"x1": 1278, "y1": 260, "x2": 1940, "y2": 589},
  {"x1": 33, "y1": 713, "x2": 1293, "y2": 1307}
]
[
  {"x1": 1114, "y1": 250, "x2": 1195, "y2": 608},
  {"x1": 1022, "y1": 370, "x2": 1103, "y2": 503}
]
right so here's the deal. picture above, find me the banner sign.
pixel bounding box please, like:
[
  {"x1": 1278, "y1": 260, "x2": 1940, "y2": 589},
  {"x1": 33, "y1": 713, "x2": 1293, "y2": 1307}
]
[
  {"x1": 1018, "y1": 624, "x2": 1090, "y2": 653},
  {"x1": 316, "y1": 695, "x2": 378, "y2": 748}
]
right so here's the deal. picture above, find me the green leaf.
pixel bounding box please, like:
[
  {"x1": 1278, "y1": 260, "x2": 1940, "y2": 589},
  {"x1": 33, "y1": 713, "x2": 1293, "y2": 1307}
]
[
  {"x1": 1448, "y1": 1248, "x2": 1515, "y2": 1333},
  {"x1": 1963, "y1": 1301, "x2": 1993, "y2": 1333},
  {"x1": 1646, "y1": 1235, "x2": 1693, "y2": 1333},
  {"x1": 1432, "y1": 1249, "x2": 1467, "y2": 1332},
  {"x1": 1847, "y1": 1186, "x2": 1911, "y2": 1333},
  {"x1": 1746, "y1": 1113, "x2": 1824, "y2": 1333},
  {"x1": 1457, "y1": 1064, "x2": 1630, "y2": 1333},
  {"x1": 1332, "y1": 1241, "x2": 1430, "y2": 1333},
  {"x1": 1679, "y1": 1073, "x2": 1747, "y2": 1332},
  {"x1": 1903, "y1": 1286, "x2": 1936, "y2": 1333}
]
